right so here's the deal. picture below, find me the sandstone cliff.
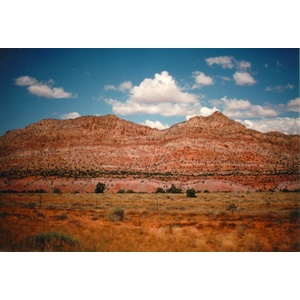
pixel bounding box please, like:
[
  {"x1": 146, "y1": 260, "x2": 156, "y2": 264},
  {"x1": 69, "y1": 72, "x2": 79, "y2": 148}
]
[{"x1": 0, "y1": 112, "x2": 299, "y2": 192}]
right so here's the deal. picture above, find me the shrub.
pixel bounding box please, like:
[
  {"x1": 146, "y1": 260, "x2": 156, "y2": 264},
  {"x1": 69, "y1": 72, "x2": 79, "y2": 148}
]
[
  {"x1": 226, "y1": 202, "x2": 237, "y2": 212},
  {"x1": 289, "y1": 210, "x2": 299, "y2": 223},
  {"x1": 166, "y1": 184, "x2": 182, "y2": 194},
  {"x1": 53, "y1": 187, "x2": 61, "y2": 194},
  {"x1": 56, "y1": 213, "x2": 68, "y2": 220},
  {"x1": 108, "y1": 206, "x2": 125, "y2": 221},
  {"x1": 203, "y1": 190, "x2": 210, "y2": 193},
  {"x1": 126, "y1": 189, "x2": 134, "y2": 193},
  {"x1": 95, "y1": 182, "x2": 105, "y2": 193},
  {"x1": 186, "y1": 188, "x2": 197, "y2": 198},
  {"x1": 156, "y1": 187, "x2": 165, "y2": 193},
  {"x1": 19, "y1": 232, "x2": 80, "y2": 251},
  {"x1": 27, "y1": 202, "x2": 36, "y2": 209},
  {"x1": 117, "y1": 189, "x2": 125, "y2": 194}
]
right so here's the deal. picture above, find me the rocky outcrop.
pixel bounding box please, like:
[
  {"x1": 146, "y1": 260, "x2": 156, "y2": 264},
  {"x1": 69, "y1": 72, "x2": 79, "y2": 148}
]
[{"x1": 0, "y1": 112, "x2": 299, "y2": 192}]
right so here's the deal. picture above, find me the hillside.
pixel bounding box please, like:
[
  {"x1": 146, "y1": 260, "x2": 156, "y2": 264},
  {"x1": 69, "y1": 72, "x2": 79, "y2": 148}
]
[{"x1": 0, "y1": 112, "x2": 299, "y2": 192}]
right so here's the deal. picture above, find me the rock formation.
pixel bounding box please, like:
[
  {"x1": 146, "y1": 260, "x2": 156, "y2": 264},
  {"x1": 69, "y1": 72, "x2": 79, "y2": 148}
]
[{"x1": 0, "y1": 112, "x2": 299, "y2": 192}]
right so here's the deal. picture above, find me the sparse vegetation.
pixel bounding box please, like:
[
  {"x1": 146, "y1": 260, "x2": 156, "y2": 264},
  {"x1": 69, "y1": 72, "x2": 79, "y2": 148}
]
[{"x1": 0, "y1": 192, "x2": 299, "y2": 251}]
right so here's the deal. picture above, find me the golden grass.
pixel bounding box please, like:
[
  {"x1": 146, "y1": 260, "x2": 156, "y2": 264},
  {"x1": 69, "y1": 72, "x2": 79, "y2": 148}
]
[{"x1": 0, "y1": 192, "x2": 299, "y2": 251}]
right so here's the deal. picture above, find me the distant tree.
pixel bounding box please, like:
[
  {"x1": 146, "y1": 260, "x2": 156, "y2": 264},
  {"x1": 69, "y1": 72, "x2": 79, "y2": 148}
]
[
  {"x1": 95, "y1": 182, "x2": 105, "y2": 193},
  {"x1": 156, "y1": 187, "x2": 165, "y2": 193},
  {"x1": 186, "y1": 188, "x2": 197, "y2": 198},
  {"x1": 166, "y1": 184, "x2": 182, "y2": 194}
]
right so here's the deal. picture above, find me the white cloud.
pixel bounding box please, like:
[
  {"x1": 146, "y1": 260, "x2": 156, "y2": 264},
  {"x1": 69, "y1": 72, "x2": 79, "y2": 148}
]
[
  {"x1": 104, "y1": 81, "x2": 133, "y2": 93},
  {"x1": 130, "y1": 71, "x2": 197, "y2": 104},
  {"x1": 265, "y1": 86, "x2": 273, "y2": 92},
  {"x1": 265, "y1": 84, "x2": 295, "y2": 92},
  {"x1": 106, "y1": 71, "x2": 200, "y2": 117},
  {"x1": 240, "y1": 117, "x2": 300, "y2": 134},
  {"x1": 186, "y1": 106, "x2": 219, "y2": 120},
  {"x1": 15, "y1": 76, "x2": 75, "y2": 98},
  {"x1": 233, "y1": 72, "x2": 256, "y2": 86},
  {"x1": 236, "y1": 60, "x2": 251, "y2": 70},
  {"x1": 206, "y1": 56, "x2": 251, "y2": 71},
  {"x1": 206, "y1": 56, "x2": 234, "y2": 69},
  {"x1": 219, "y1": 96, "x2": 277, "y2": 118},
  {"x1": 219, "y1": 76, "x2": 231, "y2": 84},
  {"x1": 192, "y1": 71, "x2": 213, "y2": 89},
  {"x1": 287, "y1": 97, "x2": 300, "y2": 112},
  {"x1": 15, "y1": 76, "x2": 38, "y2": 86},
  {"x1": 143, "y1": 120, "x2": 170, "y2": 130},
  {"x1": 107, "y1": 98, "x2": 201, "y2": 117},
  {"x1": 60, "y1": 112, "x2": 81, "y2": 120},
  {"x1": 104, "y1": 84, "x2": 117, "y2": 91},
  {"x1": 119, "y1": 81, "x2": 132, "y2": 92}
]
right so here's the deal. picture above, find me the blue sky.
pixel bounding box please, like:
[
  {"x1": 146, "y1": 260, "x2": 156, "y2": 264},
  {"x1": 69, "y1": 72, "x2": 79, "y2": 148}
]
[{"x1": 0, "y1": 48, "x2": 299, "y2": 135}]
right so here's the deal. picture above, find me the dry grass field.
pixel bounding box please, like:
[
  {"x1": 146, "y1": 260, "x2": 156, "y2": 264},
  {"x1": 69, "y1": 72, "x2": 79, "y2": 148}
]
[{"x1": 0, "y1": 192, "x2": 299, "y2": 251}]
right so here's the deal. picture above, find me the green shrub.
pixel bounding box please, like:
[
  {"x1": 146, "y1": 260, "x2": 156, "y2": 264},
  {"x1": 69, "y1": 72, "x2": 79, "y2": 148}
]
[
  {"x1": 126, "y1": 189, "x2": 134, "y2": 193},
  {"x1": 108, "y1": 206, "x2": 125, "y2": 221},
  {"x1": 117, "y1": 189, "x2": 125, "y2": 194},
  {"x1": 186, "y1": 188, "x2": 197, "y2": 198},
  {"x1": 203, "y1": 190, "x2": 210, "y2": 193}
]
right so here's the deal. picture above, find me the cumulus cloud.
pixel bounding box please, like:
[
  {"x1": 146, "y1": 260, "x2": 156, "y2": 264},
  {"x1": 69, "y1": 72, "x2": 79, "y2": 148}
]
[
  {"x1": 287, "y1": 97, "x2": 300, "y2": 112},
  {"x1": 233, "y1": 72, "x2": 256, "y2": 86},
  {"x1": 240, "y1": 118, "x2": 300, "y2": 135},
  {"x1": 15, "y1": 76, "x2": 75, "y2": 98},
  {"x1": 186, "y1": 106, "x2": 219, "y2": 120},
  {"x1": 219, "y1": 96, "x2": 277, "y2": 118},
  {"x1": 206, "y1": 56, "x2": 255, "y2": 86},
  {"x1": 15, "y1": 76, "x2": 38, "y2": 86},
  {"x1": 106, "y1": 71, "x2": 200, "y2": 117},
  {"x1": 60, "y1": 112, "x2": 81, "y2": 120},
  {"x1": 192, "y1": 71, "x2": 213, "y2": 89},
  {"x1": 130, "y1": 71, "x2": 197, "y2": 104},
  {"x1": 107, "y1": 98, "x2": 201, "y2": 117},
  {"x1": 143, "y1": 120, "x2": 170, "y2": 130}
]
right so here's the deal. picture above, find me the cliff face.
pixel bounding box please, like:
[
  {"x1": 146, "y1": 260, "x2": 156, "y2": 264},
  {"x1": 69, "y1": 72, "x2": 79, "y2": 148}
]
[{"x1": 0, "y1": 112, "x2": 299, "y2": 191}]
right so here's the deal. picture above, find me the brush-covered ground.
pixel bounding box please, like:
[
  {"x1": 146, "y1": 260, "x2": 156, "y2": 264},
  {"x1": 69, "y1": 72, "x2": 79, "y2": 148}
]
[{"x1": 0, "y1": 192, "x2": 299, "y2": 251}]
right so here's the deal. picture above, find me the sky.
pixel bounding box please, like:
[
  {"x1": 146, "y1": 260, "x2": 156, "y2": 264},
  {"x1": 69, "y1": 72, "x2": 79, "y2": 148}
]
[{"x1": 0, "y1": 48, "x2": 299, "y2": 135}]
